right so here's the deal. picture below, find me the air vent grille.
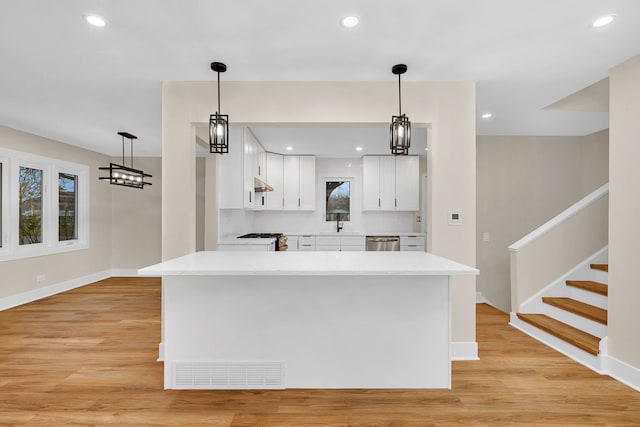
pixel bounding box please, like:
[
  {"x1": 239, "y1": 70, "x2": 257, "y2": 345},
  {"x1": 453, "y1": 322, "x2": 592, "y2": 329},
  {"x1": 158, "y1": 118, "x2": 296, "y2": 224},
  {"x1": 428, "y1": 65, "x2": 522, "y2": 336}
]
[{"x1": 173, "y1": 361, "x2": 285, "y2": 389}]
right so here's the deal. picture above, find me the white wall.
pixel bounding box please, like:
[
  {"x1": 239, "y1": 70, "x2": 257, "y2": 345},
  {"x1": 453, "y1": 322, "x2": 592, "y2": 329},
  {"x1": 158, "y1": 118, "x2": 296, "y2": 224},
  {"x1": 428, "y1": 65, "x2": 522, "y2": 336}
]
[
  {"x1": 111, "y1": 157, "x2": 162, "y2": 270},
  {"x1": 608, "y1": 55, "x2": 640, "y2": 372},
  {"x1": 476, "y1": 131, "x2": 609, "y2": 311},
  {"x1": 162, "y1": 80, "x2": 476, "y2": 345}
]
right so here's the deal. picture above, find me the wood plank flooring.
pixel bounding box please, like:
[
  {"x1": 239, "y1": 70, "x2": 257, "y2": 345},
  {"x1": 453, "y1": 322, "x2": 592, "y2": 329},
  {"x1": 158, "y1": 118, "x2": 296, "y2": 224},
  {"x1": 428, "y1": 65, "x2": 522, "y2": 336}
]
[{"x1": 1, "y1": 277, "x2": 639, "y2": 426}]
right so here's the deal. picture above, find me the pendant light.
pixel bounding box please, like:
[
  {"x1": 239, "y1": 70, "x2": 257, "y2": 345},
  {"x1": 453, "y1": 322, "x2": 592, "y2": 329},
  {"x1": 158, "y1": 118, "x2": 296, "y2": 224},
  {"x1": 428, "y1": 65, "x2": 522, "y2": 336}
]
[
  {"x1": 390, "y1": 64, "x2": 411, "y2": 155},
  {"x1": 99, "y1": 132, "x2": 152, "y2": 189},
  {"x1": 209, "y1": 61, "x2": 229, "y2": 154}
]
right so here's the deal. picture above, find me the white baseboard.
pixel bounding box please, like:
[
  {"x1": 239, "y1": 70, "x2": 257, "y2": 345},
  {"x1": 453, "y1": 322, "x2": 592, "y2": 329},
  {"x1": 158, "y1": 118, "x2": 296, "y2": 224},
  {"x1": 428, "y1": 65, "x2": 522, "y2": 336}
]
[
  {"x1": 451, "y1": 341, "x2": 479, "y2": 360},
  {"x1": 158, "y1": 342, "x2": 165, "y2": 362},
  {"x1": 0, "y1": 270, "x2": 112, "y2": 311},
  {"x1": 605, "y1": 354, "x2": 640, "y2": 392},
  {"x1": 476, "y1": 291, "x2": 487, "y2": 303},
  {"x1": 111, "y1": 269, "x2": 140, "y2": 277}
]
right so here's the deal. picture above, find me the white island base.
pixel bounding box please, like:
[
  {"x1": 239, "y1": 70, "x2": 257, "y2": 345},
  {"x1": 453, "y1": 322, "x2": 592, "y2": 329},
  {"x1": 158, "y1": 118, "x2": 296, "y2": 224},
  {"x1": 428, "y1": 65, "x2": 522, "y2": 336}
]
[{"x1": 140, "y1": 251, "x2": 478, "y2": 390}]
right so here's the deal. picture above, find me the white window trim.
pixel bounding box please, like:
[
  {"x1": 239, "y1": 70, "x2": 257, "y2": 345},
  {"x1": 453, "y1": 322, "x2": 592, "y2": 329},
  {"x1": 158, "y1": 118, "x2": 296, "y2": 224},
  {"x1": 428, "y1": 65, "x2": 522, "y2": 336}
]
[{"x1": 0, "y1": 148, "x2": 89, "y2": 262}]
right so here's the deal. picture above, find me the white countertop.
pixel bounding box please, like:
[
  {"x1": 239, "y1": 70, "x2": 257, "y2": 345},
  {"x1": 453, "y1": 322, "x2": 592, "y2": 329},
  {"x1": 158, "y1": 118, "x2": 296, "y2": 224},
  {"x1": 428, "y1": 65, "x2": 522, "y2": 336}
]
[
  {"x1": 138, "y1": 251, "x2": 478, "y2": 277},
  {"x1": 217, "y1": 237, "x2": 276, "y2": 246}
]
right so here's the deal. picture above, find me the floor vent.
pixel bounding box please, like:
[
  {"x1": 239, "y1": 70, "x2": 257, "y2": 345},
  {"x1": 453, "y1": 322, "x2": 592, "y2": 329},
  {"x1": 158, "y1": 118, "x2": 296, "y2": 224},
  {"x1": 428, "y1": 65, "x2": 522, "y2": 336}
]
[{"x1": 173, "y1": 361, "x2": 285, "y2": 389}]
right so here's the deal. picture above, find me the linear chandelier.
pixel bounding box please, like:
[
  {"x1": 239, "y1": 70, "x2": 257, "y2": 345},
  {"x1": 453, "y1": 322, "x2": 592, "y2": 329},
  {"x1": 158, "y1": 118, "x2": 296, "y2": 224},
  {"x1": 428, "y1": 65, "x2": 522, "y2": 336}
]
[
  {"x1": 390, "y1": 64, "x2": 411, "y2": 155},
  {"x1": 99, "y1": 132, "x2": 152, "y2": 189},
  {"x1": 210, "y1": 61, "x2": 229, "y2": 154}
]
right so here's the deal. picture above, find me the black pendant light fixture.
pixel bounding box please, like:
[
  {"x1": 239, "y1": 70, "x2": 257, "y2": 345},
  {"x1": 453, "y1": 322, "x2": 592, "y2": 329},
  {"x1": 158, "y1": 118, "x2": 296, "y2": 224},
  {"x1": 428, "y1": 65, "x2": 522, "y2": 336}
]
[
  {"x1": 99, "y1": 132, "x2": 152, "y2": 189},
  {"x1": 209, "y1": 61, "x2": 229, "y2": 154},
  {"x1": 390, "y1": 64, "x2": 411, "y2": 155}
]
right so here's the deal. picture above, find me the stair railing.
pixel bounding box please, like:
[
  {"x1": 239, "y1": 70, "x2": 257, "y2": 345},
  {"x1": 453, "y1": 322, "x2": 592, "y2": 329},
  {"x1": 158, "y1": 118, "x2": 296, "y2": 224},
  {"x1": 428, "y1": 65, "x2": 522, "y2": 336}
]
[{"x1": 509, "y1": 184, "x2": 609, "y2": 312}]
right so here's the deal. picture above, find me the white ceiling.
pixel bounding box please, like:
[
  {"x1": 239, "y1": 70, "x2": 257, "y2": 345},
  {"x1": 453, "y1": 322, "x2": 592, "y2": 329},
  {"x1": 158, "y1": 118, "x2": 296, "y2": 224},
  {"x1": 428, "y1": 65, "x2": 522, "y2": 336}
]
[{"x1": 1, "y1": 0, "x2": 639, "y2": 157}]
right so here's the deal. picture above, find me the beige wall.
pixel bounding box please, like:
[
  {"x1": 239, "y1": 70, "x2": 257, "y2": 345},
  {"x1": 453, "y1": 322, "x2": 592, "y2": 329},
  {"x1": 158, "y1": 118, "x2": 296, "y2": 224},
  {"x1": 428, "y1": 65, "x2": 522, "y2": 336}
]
[
  {"x1": 609, "y1": 55, "x2": 640, "y2": 369},
  {"x1": 110, "y1": 157, "x2": 162, "y2": 269},
  {"x1": 0, "y1": 125, "x2": 113, "y2": 298},
  {"x1": 477, "y1": 132, "x2": 609, "y2": 311},
  {"x1": 162, "y1": 81, "x2": 477, "y2": 343},
  {"x1": 0, "y1": 126, "x2": 163, "y2": 302}
]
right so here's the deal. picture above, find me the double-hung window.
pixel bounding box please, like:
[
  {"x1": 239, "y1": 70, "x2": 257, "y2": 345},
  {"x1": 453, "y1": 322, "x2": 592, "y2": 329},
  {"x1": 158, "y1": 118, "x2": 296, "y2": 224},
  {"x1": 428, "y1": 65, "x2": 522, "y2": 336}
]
[{"x1": 0, "y1": 148, "x2": 89, "y2": 261}]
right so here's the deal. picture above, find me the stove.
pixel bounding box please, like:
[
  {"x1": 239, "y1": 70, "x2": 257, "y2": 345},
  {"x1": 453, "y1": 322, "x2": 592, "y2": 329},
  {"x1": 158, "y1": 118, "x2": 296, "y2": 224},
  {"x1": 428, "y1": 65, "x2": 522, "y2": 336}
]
[{"x1": 237, "y1": 233, "x2": 288, "y2": 251}]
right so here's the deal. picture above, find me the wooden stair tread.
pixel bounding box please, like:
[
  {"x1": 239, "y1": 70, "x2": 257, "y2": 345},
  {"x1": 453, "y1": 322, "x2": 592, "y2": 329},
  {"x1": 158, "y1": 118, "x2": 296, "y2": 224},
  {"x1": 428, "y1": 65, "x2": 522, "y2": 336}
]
[
  {"x1": 516, "y1": 313, "x2": 600, "y2": 356},
  {"x1": 590, "y1": 263, "x2": 608, "y2": 272},
  {"x1": 542, "y1": 297, "x2": 607, "y2": 325},
  {"x1": 565, "y1": 280, "x2": 608, "y2": 296}
]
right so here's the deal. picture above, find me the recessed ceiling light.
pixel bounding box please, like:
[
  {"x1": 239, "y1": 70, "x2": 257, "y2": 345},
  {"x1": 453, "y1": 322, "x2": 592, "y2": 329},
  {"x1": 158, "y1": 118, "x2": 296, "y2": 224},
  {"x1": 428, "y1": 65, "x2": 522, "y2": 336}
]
[
  {"x1": 341, "y1": 16, "x2": 359, "y2": 28},
  {"x1": 425, "y1": 147, "x2": 429, "y2": 151},
  {"x1": 592, "y1": 15, "x2": 615, "y2": 28},
  {"x1": 356, "y1": 146, "x2": 363, "y2": 151},
  {"x1": 286, "y1": 146, "x2": 293, "y2": 151},
  {"x1": 481, "y1": 112, "x2": 493, "y2": 119},
  {"x1": 84, "y1": 14, "x2": 107, "y2": 27}
]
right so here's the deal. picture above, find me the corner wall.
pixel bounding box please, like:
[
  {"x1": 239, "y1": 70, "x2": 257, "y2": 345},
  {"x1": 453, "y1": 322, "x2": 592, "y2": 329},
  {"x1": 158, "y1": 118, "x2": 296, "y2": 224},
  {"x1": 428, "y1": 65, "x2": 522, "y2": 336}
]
[
  {"x1": 608, "y1": 55, "x2": 640, "y2": 377},
  {"x1": 476, "y1": 131, "x2": 609, "y2": 312},
  {"x1": 0, "y1": 125, "x2": 113, "y2": 299}
]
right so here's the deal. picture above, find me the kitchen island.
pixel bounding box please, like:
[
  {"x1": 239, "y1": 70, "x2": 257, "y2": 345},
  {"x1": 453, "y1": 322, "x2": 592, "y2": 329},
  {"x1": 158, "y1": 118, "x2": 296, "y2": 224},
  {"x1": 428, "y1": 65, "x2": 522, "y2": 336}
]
[{"x1": 138, "y1": 251, "x2": 478, "y2": 389}]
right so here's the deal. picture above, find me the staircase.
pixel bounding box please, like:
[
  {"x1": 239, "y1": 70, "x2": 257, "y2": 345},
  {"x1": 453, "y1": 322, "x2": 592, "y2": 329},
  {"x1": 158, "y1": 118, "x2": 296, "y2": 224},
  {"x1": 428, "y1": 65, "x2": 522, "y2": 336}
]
[{"x1": 510, "y1": 258, "x2": 609, "y2": 373}]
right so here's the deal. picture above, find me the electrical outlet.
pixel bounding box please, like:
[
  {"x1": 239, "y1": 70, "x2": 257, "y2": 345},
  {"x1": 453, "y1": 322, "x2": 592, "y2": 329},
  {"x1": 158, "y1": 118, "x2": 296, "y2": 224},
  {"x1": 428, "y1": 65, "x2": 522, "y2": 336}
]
[
  {"x1": 416, "y1": 216, "x2": 422, "y2": 223},
  {"x1": 483, "y1": 232, "x2": 490, "y2": 242},
  {"x1": 36, "y1": 274, "x2": 46, "y2": 283}
]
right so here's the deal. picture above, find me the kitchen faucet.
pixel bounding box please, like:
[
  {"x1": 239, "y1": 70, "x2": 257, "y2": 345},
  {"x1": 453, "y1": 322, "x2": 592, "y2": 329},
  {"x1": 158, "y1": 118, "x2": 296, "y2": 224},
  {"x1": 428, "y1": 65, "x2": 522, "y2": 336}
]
[{"x1": 336, "y1": 212, "x2": 343, "y2": 233}]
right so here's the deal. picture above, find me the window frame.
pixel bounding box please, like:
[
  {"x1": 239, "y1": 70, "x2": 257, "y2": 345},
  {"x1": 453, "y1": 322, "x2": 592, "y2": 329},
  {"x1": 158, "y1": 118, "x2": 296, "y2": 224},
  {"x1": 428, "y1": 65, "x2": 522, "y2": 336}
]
[
  {"x1": 0, "y1": 148, "x2": 89, "y2": 261},
  {"x1": 324, "y1": 178, "x2": 352, "y2": 223}
]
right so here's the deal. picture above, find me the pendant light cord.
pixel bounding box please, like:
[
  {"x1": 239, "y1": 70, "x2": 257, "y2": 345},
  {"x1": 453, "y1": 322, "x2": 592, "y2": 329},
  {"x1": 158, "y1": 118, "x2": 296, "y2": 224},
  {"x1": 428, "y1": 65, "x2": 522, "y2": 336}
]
[
  {"x1": 398, "y1": 73, "x2": 402, "y2": 117},
  {"x1": 121, "y1": 135, "x2": 125, "y2": 166},
  {"x1": 217, "y1": 72, "x2": 221, "y2": 115}
]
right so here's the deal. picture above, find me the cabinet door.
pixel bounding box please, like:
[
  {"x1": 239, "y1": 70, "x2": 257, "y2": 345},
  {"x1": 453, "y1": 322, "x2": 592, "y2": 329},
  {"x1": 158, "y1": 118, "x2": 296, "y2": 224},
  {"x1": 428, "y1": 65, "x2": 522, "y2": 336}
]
[
  {"x1": 265, "y1": 153, "x2": 283, "y2": 210},
  {"x1": 362, "y1": 156, "x2": 380, "y2": 210},
  {"x1": 379, "y1": 156, "x2": 396, "y2": 210},
  {"x1": 395, "y1": 156, "x2": 419, "y2": 211},
  {"x1": 283, "y1": 156, "x2": 300, "y2": 210},
  {"x1": 242, "y1": 129, "x2": 255, "y2": 208},
  {"x1": 256, "y1": 144, "x2": 266, "y2": 180},
  {"x1": 218, "y1": 127, "x2": 244, "y2": 209},
  {"x1": 299, "y1": 156, "x2": 316, "y2": 211}
]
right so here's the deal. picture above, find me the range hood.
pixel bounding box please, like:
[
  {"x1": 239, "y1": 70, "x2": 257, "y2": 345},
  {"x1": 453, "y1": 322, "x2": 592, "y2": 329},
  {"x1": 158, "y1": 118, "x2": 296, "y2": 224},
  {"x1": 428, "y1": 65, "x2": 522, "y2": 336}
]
[{"x1": 254, "y1": 177, "x2": 274, "y2": 192}]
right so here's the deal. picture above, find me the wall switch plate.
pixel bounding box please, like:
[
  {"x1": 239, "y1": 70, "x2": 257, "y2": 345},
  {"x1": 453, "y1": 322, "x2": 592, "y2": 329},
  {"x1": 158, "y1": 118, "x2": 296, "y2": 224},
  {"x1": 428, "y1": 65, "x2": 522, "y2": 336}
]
[
  {"x1": 483, "y1": 232, "x2": 490, "y2": 242},
  {"x1": 448, "y1": 212, "x2": 463, "y2": 225},
  {"x1": 36, "y1": 274, "x2": 46, "y2": 283}
]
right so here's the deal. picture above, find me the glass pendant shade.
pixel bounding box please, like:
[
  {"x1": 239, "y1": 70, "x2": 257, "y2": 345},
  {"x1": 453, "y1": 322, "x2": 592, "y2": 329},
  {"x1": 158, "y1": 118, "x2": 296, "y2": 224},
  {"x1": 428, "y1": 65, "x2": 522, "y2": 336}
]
[
  {"x1": 390, "y1": 114, "x2": 411, "y2": 155},
  {"x1": 209, "y1": 113, "x2": 229, "y2": 154},
  {"x1": 209, "y1": 61, "x2": 229, "y2": 154},
  {"x1": 390, "y1": 64, "x2": 411, "y2": 155}
]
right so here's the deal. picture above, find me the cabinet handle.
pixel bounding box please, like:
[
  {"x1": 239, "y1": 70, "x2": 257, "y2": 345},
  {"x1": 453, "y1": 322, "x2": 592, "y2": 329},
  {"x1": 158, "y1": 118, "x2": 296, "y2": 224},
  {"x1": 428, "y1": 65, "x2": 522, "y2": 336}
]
[
  {"x1": 249, "y1": 192, "x2": 252, "y2": 203},
  {"x1": 258, "y1": 166, "x2": 261, "y2": 176},
  {"x1": 262, "y1": 196, "x2": 265, "y2": 206},
  {"x1": 395, "y1": 198, "x2": 397, "y2": 207},
  {"x1": 378, "y1": 198, "x2": 380, "y2": 207},
  {"x1": 298, "y1": 197, "x2": 300, "y2": 207}
]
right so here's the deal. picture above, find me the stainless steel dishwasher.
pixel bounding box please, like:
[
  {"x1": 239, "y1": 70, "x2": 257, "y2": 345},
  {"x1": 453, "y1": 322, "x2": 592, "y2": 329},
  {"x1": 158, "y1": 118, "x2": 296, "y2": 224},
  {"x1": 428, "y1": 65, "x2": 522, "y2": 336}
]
[{"x1": 365, "y1": 236, "x2": 400, "y2": 251}]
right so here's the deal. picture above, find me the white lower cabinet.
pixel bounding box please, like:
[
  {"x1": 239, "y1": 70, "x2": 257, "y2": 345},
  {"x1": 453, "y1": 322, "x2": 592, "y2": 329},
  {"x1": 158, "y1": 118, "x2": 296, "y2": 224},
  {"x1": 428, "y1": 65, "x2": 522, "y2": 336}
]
[
  {"x1": 298, "y1": 235, "x2": 316, "y2": 251},
  {"x1": 400, "y1": 235, "x2": 426, "y2": 252},
  {"x1": 315, "y1": 235, "x2": 365, "y2": 251}
]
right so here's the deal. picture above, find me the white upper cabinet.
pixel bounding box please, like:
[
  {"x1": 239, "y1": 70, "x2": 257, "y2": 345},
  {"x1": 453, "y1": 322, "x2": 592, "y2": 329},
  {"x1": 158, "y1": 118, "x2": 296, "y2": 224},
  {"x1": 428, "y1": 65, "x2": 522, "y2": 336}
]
[
  {"x1": 218, "y1": 127, "x2": 244, "y2": 209},
  {"x1": 394, "y1": 156, "x2": 419, "y2": 211},
  {"x1": 299, "y1": 156, "x2": 316, "y2": 210},
  {"x1": 265, "y1": 152, "x2": 284, "y2": 210},
  {"x1": 362, "y1": 155, "x2": 419, "y2": 211},
  {"x1": 242, "y1": 128, "x2": 257, "y2": 209},
  {"x1": 283, "y1": 155, "x2": 316, "y2": 211}
]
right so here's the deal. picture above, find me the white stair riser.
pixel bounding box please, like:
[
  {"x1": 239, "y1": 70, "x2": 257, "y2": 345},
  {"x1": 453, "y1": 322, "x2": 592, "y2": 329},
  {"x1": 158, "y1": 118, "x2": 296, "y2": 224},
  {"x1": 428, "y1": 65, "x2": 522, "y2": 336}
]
[
  {"x1": 539, "y1": 304, "x2": 607, "y2": 338},
  {"x1": 565, "y1": 287, "x2": 608, "y2": 309}
]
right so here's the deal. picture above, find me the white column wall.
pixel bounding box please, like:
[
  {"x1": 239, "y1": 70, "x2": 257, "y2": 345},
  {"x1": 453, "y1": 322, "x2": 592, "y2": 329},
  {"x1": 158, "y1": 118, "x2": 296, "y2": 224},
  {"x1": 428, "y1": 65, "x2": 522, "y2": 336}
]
[{"x1": 161, "y1": 80, "x2": 476, "y2": 344}]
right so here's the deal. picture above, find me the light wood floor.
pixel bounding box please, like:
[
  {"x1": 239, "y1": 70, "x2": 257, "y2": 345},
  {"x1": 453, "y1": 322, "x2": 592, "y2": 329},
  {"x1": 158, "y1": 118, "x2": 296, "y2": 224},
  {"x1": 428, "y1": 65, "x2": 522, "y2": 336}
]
[{"x1": 0, "y1": 277, "x2": 638, "y2": 426}]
